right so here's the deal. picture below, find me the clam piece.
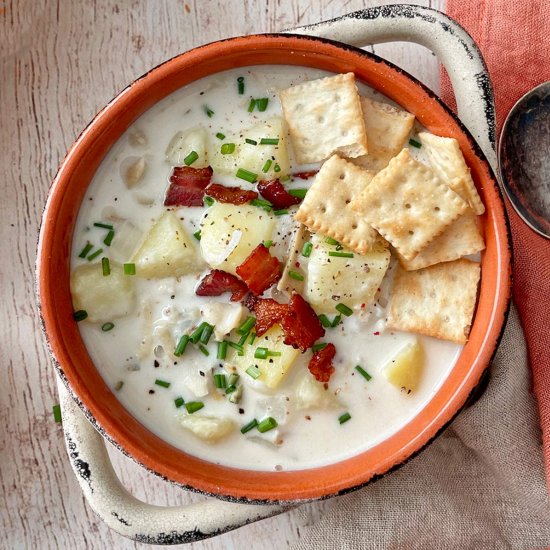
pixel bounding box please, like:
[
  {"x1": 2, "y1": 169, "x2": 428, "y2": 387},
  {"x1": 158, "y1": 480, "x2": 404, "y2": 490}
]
[
  {"x1": 129, "y1": 128, "x2": 147, "y2": 146},
  {"x1": 124, "y1": 156, "x2": 147, "y2": 188}
]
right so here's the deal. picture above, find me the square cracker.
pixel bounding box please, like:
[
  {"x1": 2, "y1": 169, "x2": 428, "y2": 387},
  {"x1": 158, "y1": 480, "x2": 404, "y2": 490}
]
[
  {"x1": 418, "y1": 132, "x2": 485, "y2": 215},
  {"x1": 353, "y1": 97, "x2": 415, "y2": 172},
  {"x1": 295, "y1": 154, "x2": 380, "y2": 254},
  {"x1": 279, "y1": 73, "x2": 368, "y2": 164},
  {"x1": 396, "y1": 210, "x2": 485, "y2": 271},
  {"x1": 350, "y1": 148, "x2": 469, "y2": 260},
  {"x1": 387, "y1": 259, "x2": 481, "y2": 344}
]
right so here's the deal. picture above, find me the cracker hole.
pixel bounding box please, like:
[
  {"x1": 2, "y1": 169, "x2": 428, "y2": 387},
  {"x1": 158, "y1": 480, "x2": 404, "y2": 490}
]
[
  {"x1": 408, "y1": 230, "x2": 414, "y2": 235},
  {"x1": 345, "y1": 199, "x2": 351, "y2": 204},
  {"x1": 434, "y1": 206, "x2": 440, "y2": 211},
  {"x1": 405, "y1": 203, "x2": 411, "y2": 209},
  {"x1": 317, "y1": 115, "x2": 325, "y2": 124},
  {"x1": 339, "y1": 173, "x2": 345, "y2": 180},
  {"x1": 352, "y1": 223, "x2": 358, "y2": 229}
]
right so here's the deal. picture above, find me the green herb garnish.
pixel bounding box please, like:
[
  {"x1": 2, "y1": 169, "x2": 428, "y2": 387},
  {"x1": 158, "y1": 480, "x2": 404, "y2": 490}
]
[
  {"x1": 184, "y1": 150, "x2": 199, "y2": 166},
  {"x1": 236, "y1": 168, "x2": 258, "y2": 183}
]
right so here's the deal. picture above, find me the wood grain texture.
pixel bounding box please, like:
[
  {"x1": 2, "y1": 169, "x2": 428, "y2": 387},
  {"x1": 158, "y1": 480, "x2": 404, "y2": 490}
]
[{"x1": 0, "y1": 0, "x2": 443, "y2": 547}]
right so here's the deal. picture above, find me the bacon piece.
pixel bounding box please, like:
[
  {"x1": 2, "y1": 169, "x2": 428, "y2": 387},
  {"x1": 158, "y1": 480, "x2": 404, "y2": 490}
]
[
  {"x1": 281, "y1": 293, "x2": 325, "y2": 352},
  {"x1": 292, "y1": 170, "x2": 318, "y2": 180},
  {"x1": 236, "y1": 244, "x2": 281, "y2": 296},
  {"x1": 205, "y1": 183, "x2": 258, "y2": 205},
  {"x1": 247, "y1": 297, "x2": 289, "y2": 336},
  {"x1": 195, "y1": 269, "x2": 248, "y2": 301},
  {"x1": 308, "y1": 343, "x2": 336, "y2": 383},
  {"x1": 164, "y1": 166, "x2": 213, "y2": 207},
  {"x1": 257, "y1": 179, "x2": 301, "y2": 210}
]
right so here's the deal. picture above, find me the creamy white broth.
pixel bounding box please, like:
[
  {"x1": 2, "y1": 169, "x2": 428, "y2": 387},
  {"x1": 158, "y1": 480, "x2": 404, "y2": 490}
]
[{"x1": 71, "y1": 66, "x2": 461, "y2": 471}]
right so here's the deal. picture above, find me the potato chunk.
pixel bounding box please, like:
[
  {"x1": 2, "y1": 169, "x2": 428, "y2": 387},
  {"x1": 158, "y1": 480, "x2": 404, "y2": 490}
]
[
  {"x1": 210, "y1": 117, "x2": 290, "y2": 178},
  {"x1": 383, "y1": 339, "x2": 424, "y2": 393},
  {"x1": 71, "y1": 261, "x2": 136, "y2": 323},
  {"x1": 165, "y1": 126, "x2": 209, "y2": 168},
  {"x1": 294, "y1": 372, "x2": 339, "y2": 410},
  {"x1": 228, "y1": 325, "x2": 300, "y2": 389},
  {"x1": 306, "y1": 234, "x2": 390, "y2": 314},
  {"x1": 132, "y1": 211, "x2": 200, "y2": 278},
  {"x1": 178, "y1": 415, "x2": 235, "y2": 442},
  {"x1": 200, "y1": 202, "x2": 274, "y2": 276}
]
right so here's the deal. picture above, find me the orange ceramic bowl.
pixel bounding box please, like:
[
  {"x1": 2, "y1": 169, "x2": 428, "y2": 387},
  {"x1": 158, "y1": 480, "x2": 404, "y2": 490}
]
[{"x1": 37, "y1": 34, "x2": 511, "y2": 503}]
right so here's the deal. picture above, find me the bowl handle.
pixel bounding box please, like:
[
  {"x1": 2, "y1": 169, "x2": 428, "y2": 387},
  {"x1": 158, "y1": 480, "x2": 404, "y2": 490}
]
[
  {"x1": 286, "y1": 4, "x2": 497, "y2": 169},
  {"x1": 58, "y1": 6, "x2": 496, "y2": 544}
]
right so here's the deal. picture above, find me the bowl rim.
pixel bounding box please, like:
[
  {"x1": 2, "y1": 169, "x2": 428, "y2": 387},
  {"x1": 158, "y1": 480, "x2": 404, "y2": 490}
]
[{"x1": 37, "y1": 32, "x2": 512, "y2": 503}]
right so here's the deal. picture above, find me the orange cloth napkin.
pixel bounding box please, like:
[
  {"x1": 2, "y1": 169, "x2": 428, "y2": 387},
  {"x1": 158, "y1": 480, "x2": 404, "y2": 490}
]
[{"x1": 442, "y1": 0, "x2": 550, "y2": 489}]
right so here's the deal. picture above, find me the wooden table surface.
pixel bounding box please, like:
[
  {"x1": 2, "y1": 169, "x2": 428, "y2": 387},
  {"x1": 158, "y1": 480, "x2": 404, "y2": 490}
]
[{"x1": 1, "y1": 0, "x2": 443, "y2": 547}]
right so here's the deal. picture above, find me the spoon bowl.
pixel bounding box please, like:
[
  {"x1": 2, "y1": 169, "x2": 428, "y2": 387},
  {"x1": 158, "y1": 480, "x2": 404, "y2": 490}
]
[{"x1": 499, "y1": 81, "x2": 550, "y2": 238}]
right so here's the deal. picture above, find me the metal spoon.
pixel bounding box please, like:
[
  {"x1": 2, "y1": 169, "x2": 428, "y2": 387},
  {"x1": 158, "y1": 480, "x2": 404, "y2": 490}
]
[{"x1": 498, "y1": 81, "x2": 550, "y2": 238}]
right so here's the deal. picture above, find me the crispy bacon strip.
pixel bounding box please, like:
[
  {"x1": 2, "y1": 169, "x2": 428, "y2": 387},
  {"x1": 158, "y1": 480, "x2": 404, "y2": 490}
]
[
  {"x1": 205, "y1": 183, "x2": 258, "y2": 205},
  {"x1": 308, "y1": 343, "x2": 336, "y2": 383},
  {"x1": 281, "y1": 293, "x2": 325, "y2": 352},
  {"x1": 236, "y1": 244, "x2": 281, "y2": 296},
  {"x1": 292, "y1": 170, "x2": 318, "y2": 180},
  {"x1": 164, "y1": 166, "x2": 213, "y2": 207},
  {"x1": 195, "y1": 269, "x2": 248, "y2": 301},
  {"x1": 257, "y1": 179, "x2": 301, "y2": 210},
  {"x1": 246, "y1": 297, "x2": 289, "y2": 336}
]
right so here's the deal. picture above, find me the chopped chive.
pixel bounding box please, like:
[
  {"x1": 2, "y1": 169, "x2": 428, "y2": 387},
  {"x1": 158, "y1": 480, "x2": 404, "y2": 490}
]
[
  {"x1": 193, "y1": 229, "x2": 201, "y2": 241},
  {"x1": 217, "y1": 340, "x2": 228, "y2": 360},
  {"x1": 325, "y1": 237, "x2": 340, "y2": 246},
  {"x1": 246, "y1": 365, "x2": 261, "y2": 379},
  {"x1": 204, "y1": 196, "x2": 215, "y2": 207},
  {"x1": 338, "y1": 412, "x2": 351, "y2": 424},
  {"x1": 263, "y1": 239, "x2": 273, "y2": 248},
  {"x1": 254, "y1": 347, "x2": 268, "y2": 360},
  {"x1": 273, "y1": 163, "x2": 281, "y2": 173},
  {"x1": 267, "y1": 350, "x2": 282, "y2": 357},
  {"x1": 262, "y1": 159, "x2": 273, "y2": 173},
  {"x1": 288, "y1": 188, "x2": 308, "y2": 199},
  {"x1": 312, "y1": 343, "x2": 327, "y2": 352},
  {"x1": 409, "y1": 138, "x2": 422, "y2": 148},
  {"x1": 238, "y1": 331, "x2": 250, "y2": 346},
  {"x1": 101, "y1": 257, "x2": 110, "y2": 276},
  {"x1": 227, "y1": 341, "x2": 244, "y2": 355},
  {"x1": 221, "y1": 143, "x2": 236, "y2": 154},
  {"x1": 174, "y1": 396, "x2": 185, "y2": 408},
  {"x1": 259, "y1": 138, "x2": 279, "y2": 145},
  {"x1": 229, "y1": 385, "x2": 243, "y2": 404},
  {"x1": 185, "y1": 401, "x2": 204, "y2": 414},
  {"x1": 52, "y1": 404, "x2": 62, "y2": 423},
  {"x1": 174, "y1": 335, "x2": 190, "y2": 357},
  {"x1": 200, "y1": 324, "x2": 214, "y2": 345},
  {"x1": 87, "y1": 248, "x2": 103, "y2": 262},
  {"x1": 241, "y1": 418, "x2": 258, "y2": 434},
  {"x1": 257, "y1": 416, "x2": 277, "y2": 432},
  {"x1": 237, "y1": 316, "x2": 256, "y2": 335},
  {"x1": 280, "y1": 174, "x2": 291, "y2": 182},
  {"x1": 331, "y1": 314, "x2": 342, "y2": 327},
  {"x1": 249, "y1": 332, "x2": 256, "y2": 345},
  {"x1": 184, "y1": 150, "x2": 199, "y2": 166},
  {"x1": 203, "y1": 105, "x2": 214, "y2": 117},
  {"x1": 73, "y1": 310, "x2": 88, "y2": 322},
  {"x1": 274, "y1": 209, "x2": 288, "y2": 216},
  {"x1": 155, "y1": 379, "x2": 171, "y2": 389},
  {"x1": 101, "y1": 322, "x2": 114, "y2": 332},
  {"x1": 216, "y1": 132, "x2": 226, "y2": 140},
  {"x1": 237, "y1": 76, "x2": 245, "y2": 95},
  {"x1": 236, "y1": 168, "x2": 258, "y2": 183},
  {"x1": 78, "y1": 242, "x2": 93, "y2": 258},
  {"x1": 93, "y1": 222, "x2": 114, "y2": 230},
  {"x1": 318, "y1": 314, "x2": 331, "y2": 328},
  {"x1": 288, "y1": 270, "x2": 304, "y2": 281},
  {"x1": 247, "y1": 98, "x2": 256, "y2": 112},
  {"x1": 257, "y1": 98, "x2": 269, "y2": 112},
  {"x1": 228, "y1": 373, "x2": 240, "y2": 386},
  {"x1": 190, "y1": 322, "x2": 209, "y2": 344},
  {"x1": 245, "y1": 138, "x2": 257, "y2": 146},
  {"x1": 225, "y1": 384, "x2": 236, "y2": 394},
  {"x1": 328, "y1": 251, "x2": 354, "y2": 258},
  {"x1": 103, "y1": 229, "x2": 115, "y2": 246},
  {"x1": 198, "y1": 344, "x2": 209, "y2": 356},
  {"x1": 114, "y1": 381, "x2": 124, "y2": 391},
  {"x1": 250, "y1": 198, "x2": 272, "y2": 212},
  {"x1": 335, "y1": 303, "x2": 353, "y2": 317},
  {"x1": 214, "y1": 373, "x2": 227, "y2": 389},
  {"x1": 123, "y1": 263, "x2": 136, "y2": 275},
  {"x1": 302, "y1": 241, "x2": 313, "y2": 257},
  {"x1": 355, "y1": 365, "x2": 372, "y2": 381}
]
